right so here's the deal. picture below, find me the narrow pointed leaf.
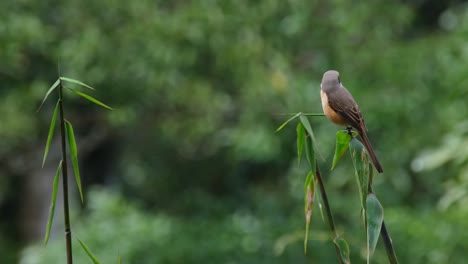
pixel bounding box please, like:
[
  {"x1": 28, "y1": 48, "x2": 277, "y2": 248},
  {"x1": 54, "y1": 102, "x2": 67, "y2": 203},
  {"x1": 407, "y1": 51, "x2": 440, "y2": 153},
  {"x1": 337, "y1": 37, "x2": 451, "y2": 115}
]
[
  {"x1": 37, "y1": 79, "x2": 60, "y2": 112},
  {"x1": 275, "y1": 112, "x2": 302, "y2": 133},
  {"x1": 304, "y1": 171, "x2": 315, "y2": 254},
  {"x1": 368, "y1": 163, "x2": 374, "y2": 189},
  {"x1": 67, "y1": 87, "x2": 113, "y2": 110},
  {"x1": 333, "y1": 237, "x2": 351, "y2": 264},
  {"x1": 60, "y1": 77, "x2": 95, "y2": 90},
  {"x1": 42, "y1": 100, "x2": 60, "y2": 167},
  {"x1": 77, "y1": 238, "x2": 101, "y2": 264},
  {"x1": 299, "y1": 115, "x2": 314, "y2": 140},
  {"x1": 349, "y1": 138, "x2": 369, "y2": 213},
  {"x1": 331, "y1": 131, "x2": 352, "y2": 170},
  {"x1": 300, "y1": 115, "x2": 323, "y2": 160},
  {"x1": 65, "y1": 120, "x2": 84, "y2": 203},
  {"x1": 305, "y1": 136, "x2": 316, "y2": 174},
  {"x1": 366, "y1": 194, "x2": 384, "y2": 263},
  {"x1": 118, "y1": 256, "x2": 121, "y2": 264},
  {"x1": 315, "y1": 187, "x2": 325, "y2": 223},
  {"x1": 296, "y1": 122, "x2": 305, "y2": 166},
  {"x1": 44, "y1": 160, "x2": 62, "y2": 246}
]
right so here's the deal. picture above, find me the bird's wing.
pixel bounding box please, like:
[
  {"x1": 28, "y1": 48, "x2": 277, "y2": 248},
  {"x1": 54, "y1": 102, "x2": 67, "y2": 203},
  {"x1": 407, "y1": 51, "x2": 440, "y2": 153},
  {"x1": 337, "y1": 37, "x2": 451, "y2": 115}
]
[{"x1": 327, "y1": 85, "x2": 368, "y2": 132}]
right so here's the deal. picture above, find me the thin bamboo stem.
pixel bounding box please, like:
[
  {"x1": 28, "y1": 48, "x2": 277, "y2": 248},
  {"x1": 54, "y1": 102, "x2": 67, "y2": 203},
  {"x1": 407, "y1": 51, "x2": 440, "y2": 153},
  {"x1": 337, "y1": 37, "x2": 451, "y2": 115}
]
[
  {"x1": 58, "y1": 81, "x2": 73, "y2": 264},
  {"x1": 368, "y1": 181, "x2": 398, "y2": 263},
  {"x1": 380, "y1": 220, "x2": 399, "y2": 264},
  {"x1": 315, "y1": 165, "x2": 345, "y2": 264}
]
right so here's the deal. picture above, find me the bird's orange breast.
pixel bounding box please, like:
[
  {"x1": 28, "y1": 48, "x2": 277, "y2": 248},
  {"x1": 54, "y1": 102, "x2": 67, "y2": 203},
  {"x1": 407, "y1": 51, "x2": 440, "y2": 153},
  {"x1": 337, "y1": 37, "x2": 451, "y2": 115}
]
[{"x1": 320, "y1": 89, "x2": 347, "y2": 125}]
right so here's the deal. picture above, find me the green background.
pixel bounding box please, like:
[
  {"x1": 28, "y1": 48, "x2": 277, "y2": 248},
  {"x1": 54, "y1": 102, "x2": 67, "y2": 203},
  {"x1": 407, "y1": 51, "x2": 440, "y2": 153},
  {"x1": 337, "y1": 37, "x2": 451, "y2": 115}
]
[{"x1": 1, "y1": 0, "x2": 467, "y2": 263}]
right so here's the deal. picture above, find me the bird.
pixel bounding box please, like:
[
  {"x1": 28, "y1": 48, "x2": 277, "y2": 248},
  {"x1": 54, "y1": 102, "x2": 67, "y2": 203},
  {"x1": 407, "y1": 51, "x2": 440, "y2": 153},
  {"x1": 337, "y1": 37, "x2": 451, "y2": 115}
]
[{"x1": 320, "y1": 70, "x2": 383, "y2": 173}]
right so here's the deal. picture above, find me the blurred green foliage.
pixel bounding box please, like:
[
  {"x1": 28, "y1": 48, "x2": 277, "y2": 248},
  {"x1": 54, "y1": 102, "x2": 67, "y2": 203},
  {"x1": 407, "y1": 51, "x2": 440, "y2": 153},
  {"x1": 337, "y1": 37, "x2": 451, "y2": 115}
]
[{"x1": 0, "y1": 0, "x2": 467, "y2": 263}]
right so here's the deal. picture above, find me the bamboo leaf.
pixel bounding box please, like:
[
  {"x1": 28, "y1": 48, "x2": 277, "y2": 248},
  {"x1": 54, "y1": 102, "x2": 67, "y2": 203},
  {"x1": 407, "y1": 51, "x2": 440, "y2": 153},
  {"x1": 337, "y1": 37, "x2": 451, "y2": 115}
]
[
  {"x1": 315, "y1": 186, "x2": 325, "y2": 223},
  {"x1": 275, "y1": 112, "x2": 302, "y2": 133},
  {"x1": 77, "y1": 238, "x2": 101, "y2": 264},
  {"x1": 42, "y1": 100, "x2": 60, "y2": 167},
  {"x1": 303, "y1": 171, "x2": 315, "y2": 254},
  {"x1": 65, "y1": 120, "x2": 84, "y2": 203},
  {"x1": 299, "y1": 115, "x2": 314, "y2": 139},
  {"x1": 366, "y1": 194, "x2": 384, "y2": 263},
  {"x1": 60, "y1": 77, "x2": 95, "y2": 90},
  {"x1": 37, "y1": 79, "x2": 60, "y2": 112},
  {"x1": 300, "y1": 115, "x2": 323, "y2": 160},
  {"x1": 333, "y1": 237, "x2": 351, "y2": 264},
  {"x1": 67, "y1": 87, "x2": 113, "y2": 110},
  {"x1": 349, "y1": 138, "x2": 369, "y2": 214},
  {"x1": 296, "y1": 122, "x2": 305, "y2": 166},
  {"x1": 331, "y1": 131, "x2": 352, "y2": 171},
  {"x1": 305, "y1": 136, "x2": 316, "y2": 174},
  {"x1": 44, "y1": 160, "x2": 62, "y2": 246}
]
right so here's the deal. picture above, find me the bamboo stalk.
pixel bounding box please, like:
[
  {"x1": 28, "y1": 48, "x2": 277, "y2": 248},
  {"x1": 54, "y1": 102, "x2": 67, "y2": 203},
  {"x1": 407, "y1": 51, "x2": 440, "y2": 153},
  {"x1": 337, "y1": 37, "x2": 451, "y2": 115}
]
[
  {"x1": 315, "y1": 165, "x2": 345, "y2": 264},
  {"x1": 58, "y1": 81, "x2": 73, "y2": 264}
]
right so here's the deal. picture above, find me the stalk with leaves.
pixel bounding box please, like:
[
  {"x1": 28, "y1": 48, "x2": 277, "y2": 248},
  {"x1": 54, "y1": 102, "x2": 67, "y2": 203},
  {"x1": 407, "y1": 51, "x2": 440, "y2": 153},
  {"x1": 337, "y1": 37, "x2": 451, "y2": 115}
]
[
  {"x1": 39, "y1": 77, "x2": 112, "y2": 264},
  {"x1": 276, "y1": 112, "x2": 398, "y2": 264}
]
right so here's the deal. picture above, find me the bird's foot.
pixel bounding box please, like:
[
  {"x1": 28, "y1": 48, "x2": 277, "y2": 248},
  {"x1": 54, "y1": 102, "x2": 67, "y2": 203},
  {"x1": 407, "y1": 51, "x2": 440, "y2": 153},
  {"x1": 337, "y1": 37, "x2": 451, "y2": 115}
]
[{"x1": 345, "y1": 126, "x2": 356, "y2": 137}]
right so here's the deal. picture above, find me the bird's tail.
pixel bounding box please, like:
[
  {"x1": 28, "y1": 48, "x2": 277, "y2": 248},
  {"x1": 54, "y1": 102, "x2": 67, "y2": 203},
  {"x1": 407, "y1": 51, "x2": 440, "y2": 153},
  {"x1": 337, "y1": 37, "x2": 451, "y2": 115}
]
[{"x1": 358, "y1": 131, "x2": 383, "y2": 173}]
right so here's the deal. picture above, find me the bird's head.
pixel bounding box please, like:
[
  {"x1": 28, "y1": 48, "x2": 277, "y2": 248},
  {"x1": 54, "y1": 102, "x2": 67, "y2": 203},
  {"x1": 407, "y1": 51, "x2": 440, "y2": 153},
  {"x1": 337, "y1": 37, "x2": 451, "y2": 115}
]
[{"x1": 321, "y1": 70, "x2": 341, "y2": 91}]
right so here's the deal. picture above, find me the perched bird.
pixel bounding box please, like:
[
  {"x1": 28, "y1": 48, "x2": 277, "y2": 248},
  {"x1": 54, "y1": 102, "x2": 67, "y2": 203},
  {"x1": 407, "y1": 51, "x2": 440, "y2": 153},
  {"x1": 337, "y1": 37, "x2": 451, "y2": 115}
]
[{"x1": 320, "y1": 70, "x2": 383, "y2": 173}]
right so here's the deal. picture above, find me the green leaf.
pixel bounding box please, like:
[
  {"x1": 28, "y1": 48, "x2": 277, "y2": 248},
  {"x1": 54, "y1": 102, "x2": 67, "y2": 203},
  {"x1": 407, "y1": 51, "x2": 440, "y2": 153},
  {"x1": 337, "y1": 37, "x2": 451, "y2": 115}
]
[
  {"x1": 60, "y1": 77, "x2": 95, "y2": 90},
  {"x1": 305, "y1": 136, "x2": 316, "y2": 174},
  {"x1": 275, "y1": 112, "x2": 302, "y2": 133},
  {"x1": 315, "y1": 187, "x2": 325, "y2": 223},
  {"x1": 299, "y1": 115, "x2": 314, "y2": 139},
  {"x1": 333, "y1": 237, "x2": 351, "y2": 264},
  {"x1": 42, "y1": 100, "x2": 60, "y2": 167},
  {"x1": 67, "y1": 87, "x2": 113, "y2": 110},
  {"x1": 331, "y1": 131, "x2": 352, "y2": 171},
  {"x1": 349, "y1": 138, "x2": 369, "y2": 214},
  {"x1": 303, "y1": 171, "x2": 315, "y2": 254},
  {"x1": 44, "y1": 160, "x2": 62, "y2": 246},
  {"x1": 366, "y1": 194, "x2": 384, "y2": 263},
  {"x1": 296, "y1": 122, "x2": 305, "y2": 165},
  {"x1": 37, "y1": 78, "x2": 60, "y2": 112},
  {"x1": 65, "y1": 120, "x2": 84, "y2": 203},
  {"x1": 77, "y1": 238, "x2": 101, "y2": 264},
  {"x1": 369, "y1": 163, "x2": 374, "y2": 189},
  {"x1": 118, "y1": 256, "x2": 121, "y2": 264},
  {"x1": 300, "y1": 115, "x2": 323, "y2": 160}
]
